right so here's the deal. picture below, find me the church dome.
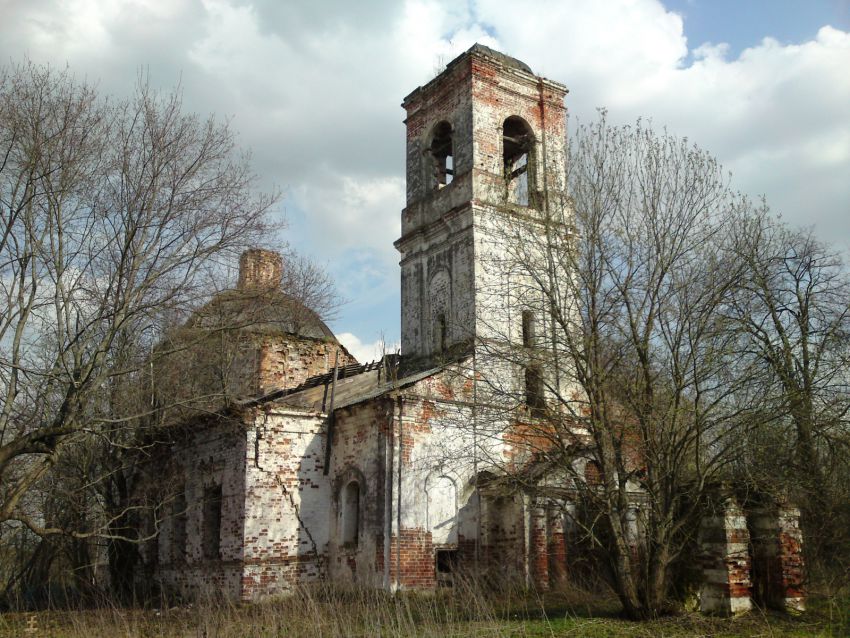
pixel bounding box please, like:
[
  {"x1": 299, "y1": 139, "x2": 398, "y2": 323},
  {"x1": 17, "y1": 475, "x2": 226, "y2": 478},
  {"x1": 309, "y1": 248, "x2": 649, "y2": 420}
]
[{"x1": 187, "y1": 249, "x2": 336, "y2": 341}]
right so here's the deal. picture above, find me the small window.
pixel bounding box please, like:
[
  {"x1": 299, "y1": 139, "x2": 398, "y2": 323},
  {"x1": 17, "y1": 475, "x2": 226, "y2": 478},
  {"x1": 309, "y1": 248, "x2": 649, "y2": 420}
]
[
  {"x1": 503, "y1": 116, "x2": 533, "y2": 206},
  {"x1": 521, "y1": 310, "x2": 536, "y2": 348},
  {"x1": 431, "y1": 121, "x2": 454, "y2": 189},
  {"x1": 171, "y1": 491, "x2": 187, "y2": 562},
  {"x1": 437, "y1": 313, "x2": 447, "y2": 353},
  {"x1": 522, "y1": 311, "x2": 544, "y2": 416},
  {"x1": 525, "y1": 364, "x2": 545, "y2": 418},
  {"x1": 341, "y1": 481, "x2": 360, "y2": 547},
  {"x1": 202, "y1": 485, "x2": 222, "y2": 560}
]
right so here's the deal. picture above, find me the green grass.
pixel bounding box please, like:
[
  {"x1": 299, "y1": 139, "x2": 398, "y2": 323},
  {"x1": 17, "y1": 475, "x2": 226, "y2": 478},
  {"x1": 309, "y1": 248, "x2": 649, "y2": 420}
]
[{"x1": 1, "y1": 585, "x2": 847, "y2": 637}]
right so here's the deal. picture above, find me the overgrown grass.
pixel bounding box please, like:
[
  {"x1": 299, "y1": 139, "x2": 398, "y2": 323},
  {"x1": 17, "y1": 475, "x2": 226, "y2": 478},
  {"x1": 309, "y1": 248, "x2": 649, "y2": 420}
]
[{"x1": 1, "y1": 581, "x2": 847, "y2": 637}]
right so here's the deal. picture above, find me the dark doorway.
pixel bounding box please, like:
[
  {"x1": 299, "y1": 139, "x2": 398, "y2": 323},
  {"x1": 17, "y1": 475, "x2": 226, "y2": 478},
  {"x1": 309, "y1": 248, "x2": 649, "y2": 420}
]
[{"x1": 436, "y1": 548, "x2": 459, "y2": 586}]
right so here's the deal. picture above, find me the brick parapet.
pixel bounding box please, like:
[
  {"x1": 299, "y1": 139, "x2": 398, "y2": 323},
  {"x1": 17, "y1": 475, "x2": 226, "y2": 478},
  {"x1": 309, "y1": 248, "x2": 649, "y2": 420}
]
[{"x1": 258, "y1": 337, "x2": 357, "y2": 395}]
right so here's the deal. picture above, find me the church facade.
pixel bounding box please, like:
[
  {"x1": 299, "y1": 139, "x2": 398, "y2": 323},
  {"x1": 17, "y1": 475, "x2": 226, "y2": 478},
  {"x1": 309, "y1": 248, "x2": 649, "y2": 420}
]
[
  {"x1": 147, "y1": 45, "x2": 805, "y2": 615},
  {"x1": 150, "y1": 44, "x2": 578, "y2": 601}
]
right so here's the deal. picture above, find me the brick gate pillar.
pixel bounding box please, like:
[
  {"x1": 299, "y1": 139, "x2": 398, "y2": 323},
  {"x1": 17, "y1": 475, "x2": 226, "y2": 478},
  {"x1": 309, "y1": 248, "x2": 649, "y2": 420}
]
[
  {"x1": 698, "y1": 497, "x2": 752, "y2": 615},
  {"x1": 776, "y1": 503, "x2": 805, "y2": 612},
  {"x1": 750, "y1": 503, "x2": 805, "y2": 613}
]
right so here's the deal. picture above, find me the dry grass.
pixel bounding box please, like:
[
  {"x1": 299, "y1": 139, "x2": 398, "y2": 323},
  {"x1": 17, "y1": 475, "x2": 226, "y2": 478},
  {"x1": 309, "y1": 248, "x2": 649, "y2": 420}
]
[{"x1": 0, "y1": 581, "x2": 846, "y2": 638}]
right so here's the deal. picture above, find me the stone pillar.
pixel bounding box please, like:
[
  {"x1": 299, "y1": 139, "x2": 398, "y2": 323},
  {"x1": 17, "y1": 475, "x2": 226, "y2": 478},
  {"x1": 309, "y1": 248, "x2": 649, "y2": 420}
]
[
  {"x1": 750, "y1": 504, "x2": 805, "y2": 613},
  {"x1": 547, "y1": 506, "x2": 568, "y2": 586},
  {"x1": 626, "y1": 505, "x2": 641, "y2": 562},
  {"x1": 530, "y1": 503, "x2": 549, "y2": 591},
  {"x1": 699, "y1": 497, "x2": 752, "y2": 615}
]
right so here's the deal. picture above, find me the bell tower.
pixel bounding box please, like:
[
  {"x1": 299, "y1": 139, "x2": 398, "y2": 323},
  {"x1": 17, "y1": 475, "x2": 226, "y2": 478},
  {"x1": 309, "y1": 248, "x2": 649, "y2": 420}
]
[{"x1": 396, "y1": 44, "x2": 569, "y2": 369}]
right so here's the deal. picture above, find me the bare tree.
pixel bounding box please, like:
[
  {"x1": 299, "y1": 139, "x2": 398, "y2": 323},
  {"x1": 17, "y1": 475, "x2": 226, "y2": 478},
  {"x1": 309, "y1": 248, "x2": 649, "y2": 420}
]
[
  {"x1": 727, "y1": 209, "x2": 850, "y2": 562},
  {"x1": 0, "y1": 60, "x2": 278, "y2": 594},
  {"x1": 476, "y1": 112, "x2": 766, "y2": 618}
]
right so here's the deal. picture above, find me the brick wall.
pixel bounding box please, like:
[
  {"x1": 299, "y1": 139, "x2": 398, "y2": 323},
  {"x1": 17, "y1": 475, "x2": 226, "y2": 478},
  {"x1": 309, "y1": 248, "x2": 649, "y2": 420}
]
[
  {"x1": 258, "y1": 337, "x2": 358, "y2": 395},
  {"x1": 326, "y1": 399, "x2": 388, "y2": 588},
  {"x1": 154, "y1": 416, "x2": 247, "y2": 601},
  {"x1": 389, "y1": 529, "x2": 437, "y2": 588},
  {"x1": 480, "y1": 494, "x2": 526, "y2": 581},
  {"x1": 241, "y1": 407, "x2": 330, "y2": 600}
]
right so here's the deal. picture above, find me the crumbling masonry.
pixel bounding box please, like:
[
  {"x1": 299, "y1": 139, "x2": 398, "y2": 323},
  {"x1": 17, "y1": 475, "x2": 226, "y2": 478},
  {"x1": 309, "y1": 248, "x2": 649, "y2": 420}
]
[{"x1": 146, "y1": 44, "x2": 804, "y2": 612}]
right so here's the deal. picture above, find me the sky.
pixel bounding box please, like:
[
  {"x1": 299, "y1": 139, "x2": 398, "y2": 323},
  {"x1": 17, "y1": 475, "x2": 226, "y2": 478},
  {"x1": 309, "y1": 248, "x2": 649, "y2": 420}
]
[{"x1": 1, "y1": 0, "x2": 848, "y2": 363}]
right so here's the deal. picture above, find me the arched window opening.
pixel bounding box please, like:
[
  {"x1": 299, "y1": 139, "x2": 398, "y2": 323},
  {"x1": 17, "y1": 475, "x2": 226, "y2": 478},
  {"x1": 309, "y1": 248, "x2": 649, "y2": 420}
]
[
  {"x1": 429, "y1": 269, "x2": 451, "y2": 355},
  {"x1": 171, "y1": 490, "x2": 187, "y2": 563},
  {"x1": 426, "y1": 473, "x2": 458, "y2": 545},
  {"x1": 525, "y1": 364, "x2": 545, "y2": 418},
  {"x1": 431, "y1": 121, "x2": 454, "y2": 189},
  {"x1": 202, "y1": 484, "x2": 222, "y2": 560},
  {"x1": 584, "y1": 460, "x2": 603, "y2": 487},
  {"x1": 521, "y1": 310, "x2": 536, "y2": 348},
  {"x1": 503, "y1": 116, "x2": 533, "y2": 206},
  {"x1": 341, "y1": 480, "x2": 360, "y2": 547},
  {"x1": 437, "y1": 313, "x2": 447, "y2": 353}
]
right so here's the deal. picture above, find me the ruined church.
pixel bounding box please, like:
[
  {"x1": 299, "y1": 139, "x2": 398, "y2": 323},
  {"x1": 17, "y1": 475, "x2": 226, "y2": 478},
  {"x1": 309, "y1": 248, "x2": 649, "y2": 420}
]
[{"x1": 148, "y1": 45, "x2": 804, "y2": 615}]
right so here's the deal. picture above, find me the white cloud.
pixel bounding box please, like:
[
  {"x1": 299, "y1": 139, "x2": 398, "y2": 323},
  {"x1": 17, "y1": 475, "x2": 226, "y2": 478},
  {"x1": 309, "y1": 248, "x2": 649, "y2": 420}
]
[
  {"x1": 464, "y1": 3, "x2": 850, "y2": 252},
  {"x1": 1, "y1": 0, "x2": 848, "y2": 336},
  {"x1": 336, "y1": 332, "x2": 398, "y2": 364},
  {"x1": 292, "y1": 172, "x2": 404, "y2": 264}
]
